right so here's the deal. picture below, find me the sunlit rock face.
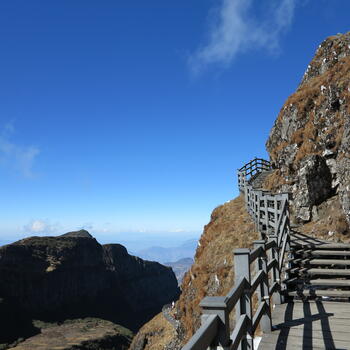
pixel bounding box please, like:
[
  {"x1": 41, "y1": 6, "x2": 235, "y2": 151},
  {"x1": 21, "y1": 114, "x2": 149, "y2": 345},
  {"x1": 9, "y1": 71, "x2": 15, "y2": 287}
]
[
  {"x1": 0, "y1": 230, "x2": 180, "y2": 335},
  {"x1": 266, "y1": 31, "x2": 350, "y2": 225}
]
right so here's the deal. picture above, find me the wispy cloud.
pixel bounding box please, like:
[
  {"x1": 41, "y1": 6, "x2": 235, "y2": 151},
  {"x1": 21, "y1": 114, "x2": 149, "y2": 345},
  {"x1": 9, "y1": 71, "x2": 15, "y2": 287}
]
[
  {"x1": 189, "y1": 0, "x2": 298, "y2": 74},
  {"x1": 23, "y1": 219, "x2": 61, "y2": 235},
  {"x1": 0, "y1": 121, "x2": 40, "y2": 177}
]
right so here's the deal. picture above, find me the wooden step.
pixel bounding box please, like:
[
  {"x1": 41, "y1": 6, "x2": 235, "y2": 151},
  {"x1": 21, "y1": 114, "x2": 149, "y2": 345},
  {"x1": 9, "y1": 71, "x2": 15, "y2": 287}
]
[
  {"x1": 311, "y1": 250, "x2": 350, "y2": 256},
  {"x1": 286, "y1": 289, "x2": 350, "y2": 298},
  {"x1": 313, "y1": 243, "x2": 350, "y2": 249},
  {"x1": 305, "y1": 268, "x2": 350, "y2": 276},
  {"x1": 308, "y1": 278, "x2": 350, "y2": 287},
  {"x1": 284, "y1": 278, "x2": 350, "y2": 287},
  {"x1": 309, "y1": 259, "x2": 350, "y2": 266}
]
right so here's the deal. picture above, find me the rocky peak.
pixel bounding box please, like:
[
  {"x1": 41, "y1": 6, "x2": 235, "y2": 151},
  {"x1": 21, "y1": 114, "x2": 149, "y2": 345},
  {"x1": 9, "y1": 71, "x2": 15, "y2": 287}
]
[
  {"x1": 301, "y1": 32, "x2": 350, "y2": 86},
  {"x1": 0, "y1": 231, "x2": 180, "y2": 346},
  {"x1": 60, "y1": 229, "x2": 93, "y2": 238},
  {"x1": 266, "y1": 31, "x2": 350, "y2": 227}
]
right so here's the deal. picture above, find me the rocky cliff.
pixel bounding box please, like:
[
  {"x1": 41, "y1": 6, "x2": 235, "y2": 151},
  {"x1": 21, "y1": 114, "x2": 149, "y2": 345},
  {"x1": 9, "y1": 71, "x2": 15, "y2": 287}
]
[
  {"x1": 0, "y1": 230, "x2": 180, "y2": 346},
  {"x1": 265, "y1": 31, "x2": 350, "y2": 237},
  {"x1": 128, "y1": 31, "x2": 350, "y2": 350}
]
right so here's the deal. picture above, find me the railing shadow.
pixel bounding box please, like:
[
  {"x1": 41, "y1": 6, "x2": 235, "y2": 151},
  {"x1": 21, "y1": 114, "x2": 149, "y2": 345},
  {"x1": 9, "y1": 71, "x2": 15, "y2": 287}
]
[
  {"x1": 274, "y1": 302, "x2": 294, "y2": 350},
  {"x1": 272, "y1": 301, "x2": 346, "y2": 350},
  {"x1": 290, "y1": 230, "x2": 325, "y2": 246},
  {"x1": 316, "y1": 300, "x2": 336, "y2": 350}
]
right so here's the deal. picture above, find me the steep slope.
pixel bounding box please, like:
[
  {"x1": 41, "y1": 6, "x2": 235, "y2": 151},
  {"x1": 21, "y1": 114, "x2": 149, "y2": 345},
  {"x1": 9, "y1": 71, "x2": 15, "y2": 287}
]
[
  {"x1": 129, "y1": 196, "x2": 259, "y2": 350},
  {"x1": 265, "y1": 31, "x2": 350, "y2": 237},
  {"x1": 0, "y1": 230, "x2": 180, "y2": 347}
]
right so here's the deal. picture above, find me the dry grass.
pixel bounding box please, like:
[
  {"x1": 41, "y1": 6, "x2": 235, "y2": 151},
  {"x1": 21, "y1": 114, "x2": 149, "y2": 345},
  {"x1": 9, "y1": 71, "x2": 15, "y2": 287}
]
[
  {"x1": 128, "y1": 312, "x2": 175, "y2": 350},
  {"x1": 177, "y1": 195, "x2": 259, "y2": 343},
  {"x1": 268, "y1": 54, "x2": 350, "y2": 190},
  {"x1": 129, "y1": 196, "x2": 259, "y2": 349}
]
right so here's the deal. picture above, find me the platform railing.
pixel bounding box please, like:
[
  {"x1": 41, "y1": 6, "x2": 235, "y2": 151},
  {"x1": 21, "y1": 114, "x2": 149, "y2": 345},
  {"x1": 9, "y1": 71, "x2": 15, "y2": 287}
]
[
  {"x1": 181, "y1": 158, "x2": 290, "y2": 350},
  {"x1": 182, "y1": 239, "x2": 282, "y2": 350}
]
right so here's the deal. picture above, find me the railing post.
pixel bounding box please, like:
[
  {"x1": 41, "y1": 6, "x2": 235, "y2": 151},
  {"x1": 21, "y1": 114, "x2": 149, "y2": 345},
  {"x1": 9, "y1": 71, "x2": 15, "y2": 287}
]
[
  {"x1": 253, "y1": 241, "x2": 272, "y2": 333},
  {"x1": 264, "y1": 195, "x2": 269, "y2": 237},
  {"x1": 273, "y1": 197, "x2": 278, "y2": 236},
  {"x1": 269, "y1": 235, "x2": 284, "y2": 304},
  {"x1": 200, "y1": 296, "x2": 231, "y2": 348},
  {"x1": 255, "y1": 191, "x2": 263, "y2": 238},
  {"x1": 234, "y1": 249, "x2": 253, "y2": 350}
]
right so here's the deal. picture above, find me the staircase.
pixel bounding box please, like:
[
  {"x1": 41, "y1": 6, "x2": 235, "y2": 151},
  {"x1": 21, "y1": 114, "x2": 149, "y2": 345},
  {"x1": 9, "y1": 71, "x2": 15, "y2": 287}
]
[
  {"x1": 249, "y1": 169, "x2": 274, "y2": 189},
  {"x1": 285, "y1": 240, "x2": 350, "y2": 299}
]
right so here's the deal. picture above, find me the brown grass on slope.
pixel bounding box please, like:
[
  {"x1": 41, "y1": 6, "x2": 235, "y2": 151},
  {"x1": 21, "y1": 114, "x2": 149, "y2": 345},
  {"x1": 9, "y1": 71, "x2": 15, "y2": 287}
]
[
  {"x1": 177, "y1": 195, "x2": 259, "y2": 343},
  {"x1": 128, "y1": 195, "x2": 259, "y2": 350}
]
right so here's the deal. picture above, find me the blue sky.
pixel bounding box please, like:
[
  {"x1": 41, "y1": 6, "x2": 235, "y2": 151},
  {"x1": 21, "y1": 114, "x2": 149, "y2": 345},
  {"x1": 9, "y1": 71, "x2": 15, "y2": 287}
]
[{"x1": 1, "y1": 1, "x2": 349, "y2": 249}]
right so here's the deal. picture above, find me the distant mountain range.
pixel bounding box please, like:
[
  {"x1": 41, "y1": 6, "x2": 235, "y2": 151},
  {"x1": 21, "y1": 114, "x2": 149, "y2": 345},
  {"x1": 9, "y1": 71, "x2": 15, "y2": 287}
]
[
  {"x1": 136, "y1": 238, "x2": 198, "y2": 264},
  {"x1": 164, "y1": 257, "x2": 193, "y2": 285}
]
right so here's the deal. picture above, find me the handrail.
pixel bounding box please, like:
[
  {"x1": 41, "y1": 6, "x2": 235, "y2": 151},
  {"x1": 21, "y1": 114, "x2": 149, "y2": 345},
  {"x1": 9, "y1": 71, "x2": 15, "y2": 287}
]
[
  {"x1": 181, "y1": 158, "x2": 289, "y2": 350},
  {"x1": 225, "y1": 277, "x2": 247, "y2": 312},
  {"x1": 181, "y1": 314, "x2": 219, "y2": 350},
  {"x1": 182, "y1": 240, "x2": 278, "y2": 349}
]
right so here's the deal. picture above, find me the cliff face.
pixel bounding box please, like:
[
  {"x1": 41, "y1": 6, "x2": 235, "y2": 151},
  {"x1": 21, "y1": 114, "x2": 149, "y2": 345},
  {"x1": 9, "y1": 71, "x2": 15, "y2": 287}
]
[
  {"x1": 266, "y1": 31, "x2": 350, "y2": 235},
  {"x1": 129, "y1": 196, "x2": 259, "y2": 350},
  {"x1": 0, "y1": 230, "x2": 180, "y2": 345}
]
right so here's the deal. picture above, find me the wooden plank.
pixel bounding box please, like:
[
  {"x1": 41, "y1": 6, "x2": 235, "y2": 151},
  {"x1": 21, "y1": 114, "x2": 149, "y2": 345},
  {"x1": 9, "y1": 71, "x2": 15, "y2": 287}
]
[
  {"x1": 272, "y1": 302, "x2": 350, "y2": 322},
  {"x1": 313, "y1": 243, "x2": 350, "y2": 249},
  {"x1": 286, "y1": 290, "x2": 350, "y2": 298},
  {"x1": 258, "y1": 333, "x2": 350, "y2": 349},
  {"x1": 305, "y1": 268, "x2": 350, "y2": 276},
  {"x1": 274, "y1": 319, "x2": 350, "y2": 332},
  {"x1": 309, "y1": 259, "x2": 350, "y2": 266},
  {"x1": 311, "y1": 250, "x2": 350, "y2": 256},
  {"x1": 308, "y1": 278, "x2": 350, "y2": 287},
  {"x1": 266, "y1": 327, "x2": 350, "y2": 342}
]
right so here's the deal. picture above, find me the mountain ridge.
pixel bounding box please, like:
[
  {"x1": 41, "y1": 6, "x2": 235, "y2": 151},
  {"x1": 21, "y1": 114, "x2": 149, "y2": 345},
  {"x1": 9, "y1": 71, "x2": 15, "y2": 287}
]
[{"x1": 0, "y1": 230, "x2": 180, "y2": 348}]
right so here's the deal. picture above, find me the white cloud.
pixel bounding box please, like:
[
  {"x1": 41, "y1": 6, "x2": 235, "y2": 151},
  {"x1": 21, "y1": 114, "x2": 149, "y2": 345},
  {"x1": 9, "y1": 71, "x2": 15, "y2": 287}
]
[
  {"x1": 189, "y1": 0, "x2": 298, "y2": 74},
  {"x1": 0, "y1": 122, "x2": 40, "y2": 177},
  {"x1": 23, "y1": 220, "x2": 60, "y2": 234}
]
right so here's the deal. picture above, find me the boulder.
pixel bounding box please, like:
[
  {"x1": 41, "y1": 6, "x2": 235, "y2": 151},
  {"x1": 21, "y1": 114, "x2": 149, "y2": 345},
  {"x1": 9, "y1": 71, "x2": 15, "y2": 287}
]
[{"x1": 294, "y1": 155, "x2": 332, "y2": 222}]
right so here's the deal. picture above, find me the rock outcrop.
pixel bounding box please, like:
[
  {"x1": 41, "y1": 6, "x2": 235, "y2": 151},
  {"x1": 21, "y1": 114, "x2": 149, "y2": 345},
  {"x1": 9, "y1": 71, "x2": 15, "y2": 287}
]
[
  {"x1": 266, "y1": 31, "x2": 350, "y2": 229},
  {"x1": 0, "y1": 230, "x2": 180, "y2": 346}
]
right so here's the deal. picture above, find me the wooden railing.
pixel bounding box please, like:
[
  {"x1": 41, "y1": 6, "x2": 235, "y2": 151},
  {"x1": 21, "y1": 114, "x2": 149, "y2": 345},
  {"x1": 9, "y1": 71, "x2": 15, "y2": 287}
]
[
  {"x1": 238, "y1": 158, "x2": 271, "y2": 191},
  {"x1": 182, "y1": 239, "x2": 282, "y2": 350},
  {"x1": 238, "y1": 158, "x2": 290, "y2": 272},
  {"x1": 181, "y1": 159, "x2": 291, "y2": 350}
]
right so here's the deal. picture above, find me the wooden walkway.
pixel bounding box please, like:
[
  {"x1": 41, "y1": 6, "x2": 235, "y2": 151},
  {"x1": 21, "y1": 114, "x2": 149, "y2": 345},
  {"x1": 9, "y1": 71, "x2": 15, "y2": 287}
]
[{"x1": 259, "y1": 301, "x2": 350, "y2": 349}]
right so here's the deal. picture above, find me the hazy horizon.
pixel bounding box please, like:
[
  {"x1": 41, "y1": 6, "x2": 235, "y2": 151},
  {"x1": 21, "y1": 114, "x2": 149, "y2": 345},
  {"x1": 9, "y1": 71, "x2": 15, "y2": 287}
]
[{"x1": 0, "y1": 228, "x2": 200, "y2": 254}]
